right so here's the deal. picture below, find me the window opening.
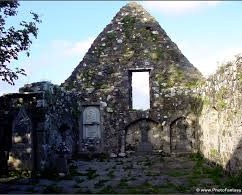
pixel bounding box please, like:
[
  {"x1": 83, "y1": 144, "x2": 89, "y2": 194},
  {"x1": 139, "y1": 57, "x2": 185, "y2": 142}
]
[{"x1": 131, "y1": 71, "x2": 150, "y2": 110}]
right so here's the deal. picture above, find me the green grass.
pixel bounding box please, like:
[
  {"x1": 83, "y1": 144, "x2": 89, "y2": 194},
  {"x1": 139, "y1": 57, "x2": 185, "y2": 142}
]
[
  {"x1": 118, "y1": 179, "x2": 129, "y2": 188},
  {"x1": 123, "y1": 163, "x2": 133, "y2": 170},
  {"x1": 107, "y1": 170, "x2": 115, "y2": 178},
  {"x1": 42, "y1": 184, "x2": 63, "y2": 194},
  {"x1": 86, "y1": 168, "x2": 99, "y2": 180},
  {"x1": 69, "y1": 168, "x2": 84, "y2": 176},
  {"x1": 25, "y1": 186, "x2": 36, "y2": 193},
  {"x1": 94, "y1": 179, "x2": 109, "y2": 188},
  {"x1": 188, "y1": 152, "x2": 225, "y2": 187},
  {"x1": 168, "y1": 170, "x2": 189, "y2": 177},
  {"x1": 116, "y1": 160, "x2": 124, "y2": 165},
  {"x1": 117, "y1": 182, "x2": 189, "y2": 194},
  {"x1": 74, "y1": 177, "x2": 85, "y2": 183},
  {"x1": 223, "y1": 172, "x2": 242, "y2": 188},
  {"x1": 98, "y1": 185, "x2": 116, "y2": 194}
]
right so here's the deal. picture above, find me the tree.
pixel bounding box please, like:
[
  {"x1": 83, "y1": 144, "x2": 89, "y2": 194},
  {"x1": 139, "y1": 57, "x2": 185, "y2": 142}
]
[{"x1": 0, "y1": 0, "x2": 41, "y2": 85}]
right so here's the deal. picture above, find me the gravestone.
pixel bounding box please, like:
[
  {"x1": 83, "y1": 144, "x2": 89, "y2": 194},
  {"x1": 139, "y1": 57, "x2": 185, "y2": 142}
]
[
  {"x1": 83, "y1": 106, "x2": 101, "y2": 139},
  {"x1": 79, "y1": 106, "x2": 103, "y2": 153}
]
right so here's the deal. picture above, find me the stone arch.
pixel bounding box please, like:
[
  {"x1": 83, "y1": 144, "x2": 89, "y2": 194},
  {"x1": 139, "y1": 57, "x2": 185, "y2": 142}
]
[
  {"x1": 125, "y1": 117, "x2": 159, "y2": 129},
  {"x1": 170, "y1": 116, "x2": 193, "y2": 153},
  {"x1": 9, "y1": 107, "x2": 33, "y2": 170},
  {"x1": 125, "y1": 118, "x2": 164, "y2": 152}
]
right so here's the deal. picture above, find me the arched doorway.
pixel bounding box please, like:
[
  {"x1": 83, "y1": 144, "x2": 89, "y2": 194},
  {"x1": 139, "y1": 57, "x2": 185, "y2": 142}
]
[
  {"x1": 170, "y1": 117, "x2": 192, "y2": 153},
  {"x1": 125, "y1": 118, "x2": 163, "y2": 153}
]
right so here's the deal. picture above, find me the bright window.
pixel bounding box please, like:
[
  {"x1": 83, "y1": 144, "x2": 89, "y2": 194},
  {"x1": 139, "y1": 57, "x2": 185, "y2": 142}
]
[{"x1": 131, "y1": 71, "x2": 150, "y2": 110}]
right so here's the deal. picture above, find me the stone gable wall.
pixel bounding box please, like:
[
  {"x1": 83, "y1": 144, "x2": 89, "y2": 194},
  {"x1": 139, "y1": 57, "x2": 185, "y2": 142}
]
[{"x1": 62, "y1": 2, "x2": 203, "y2": 154}]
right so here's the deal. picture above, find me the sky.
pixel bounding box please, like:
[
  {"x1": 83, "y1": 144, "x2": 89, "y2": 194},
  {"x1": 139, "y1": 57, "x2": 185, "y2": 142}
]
[
  {"x1": 132, "y1": 72, "x2": 150, "y2": 110},
  {"x1": 1, "y1": 1, "x2": 242, "y2": 97}
]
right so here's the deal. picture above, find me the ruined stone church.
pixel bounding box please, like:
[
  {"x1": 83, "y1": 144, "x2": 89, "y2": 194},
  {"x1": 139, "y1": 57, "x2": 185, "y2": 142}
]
[
  {"x1": 1, "y1": 2, "x2": 242, "y2": 175},
  {"x1": 62, "y1": 1, "x2": 203, "y2": 154}
]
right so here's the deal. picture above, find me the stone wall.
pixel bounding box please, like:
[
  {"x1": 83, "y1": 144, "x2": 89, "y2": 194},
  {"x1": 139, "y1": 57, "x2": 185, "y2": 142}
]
[
  {"x1": 198, "y1": 55, "x2": 242, "y2": 173},
  {"x1": 5, "y1": 2, "x2": 242, "y2": 175},
  {"x1": 0, "y1": 81, "x2": 81, "y2": 174},
  {"x1": 0, "y1": 91, "x2": 46, "y2": 173},
  {"x1": 62, "y1": 2, "x2": 203, "y2": 154}
]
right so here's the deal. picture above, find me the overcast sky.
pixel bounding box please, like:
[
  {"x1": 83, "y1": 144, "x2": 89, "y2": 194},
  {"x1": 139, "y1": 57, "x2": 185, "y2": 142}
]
[{"x1": 1, "y1": 1, "x2": 242, "y2": 96}]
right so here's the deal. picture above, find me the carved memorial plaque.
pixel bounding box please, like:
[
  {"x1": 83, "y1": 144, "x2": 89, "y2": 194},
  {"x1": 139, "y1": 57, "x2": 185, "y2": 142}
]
[
  {"x1": 83, "y1": 106, "x2": 101, "y2": 139},
  {"x1": 85, "y1": 126, "x2": 100, "y2": 138}
]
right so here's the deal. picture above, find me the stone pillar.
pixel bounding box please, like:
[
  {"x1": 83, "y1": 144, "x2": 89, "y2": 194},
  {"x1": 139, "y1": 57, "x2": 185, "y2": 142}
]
[
  {"x1": 120, "y1": 130, "x2": 125, "y2": 153},
  {"x1": 36, "y1": 123, "x2": 46, "y2": 173},
  {"x1": 31, "y1": 120, "x2": 46, "y2": 176},
  {"x1": 0, "y1": 111, "x2": 12, "y2": 176}
]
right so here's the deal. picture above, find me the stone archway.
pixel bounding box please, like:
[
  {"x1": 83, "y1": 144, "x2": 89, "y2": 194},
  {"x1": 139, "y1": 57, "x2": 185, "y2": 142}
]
[
  {"x1": 170, "y1": 117, "x2": 192, "y2": 153},
  {"x1": 125, "y1": 118, "x2": 163, "y2": 153},
  {"x1": 9, "y1": 107, "x2": 33, "y2": 170}
]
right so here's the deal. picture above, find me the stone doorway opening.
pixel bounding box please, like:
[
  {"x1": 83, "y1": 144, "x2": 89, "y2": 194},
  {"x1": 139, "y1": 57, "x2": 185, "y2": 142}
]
[
  {"x1": 170, "y1": 117, "x2": 192, "y2": 153},
  {"x1": 125, "y1": 118, "x2": 163, "y2": 153}
]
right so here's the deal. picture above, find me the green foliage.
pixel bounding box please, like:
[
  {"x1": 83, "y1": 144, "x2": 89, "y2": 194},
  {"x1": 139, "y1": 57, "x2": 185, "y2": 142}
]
[
  {"x1": 215, "y1": 86, "x2": 228, "y2": 110},
  {"x1": 167, "y1": 64, "x2": 185, "y2": 87},
  {"x1": 155, "y1": 64, "x2": 186, "y2": 88},
  {"x1": 190, "y1": 152, "x2": 205, "y2": 166},
  {"x1": 217, "y1": 99, "x2": 227, "y2": 110},
  {"x1": 236, "y1": 71, "x2": 242, "y2": 85},
  {"x1": 203, "y1": 166, "x2": 223, "y2": 185},
  {"x1": 224, "y1": 172, "x2": 242, "y2": 188},
  {"x1": 203, "y1": 96, "x2": 211, "y2": 107},
  {"x1": 0, "y1": 0, "x2": 41, "y2": 85},
  {"x1": 122, "y1": 15, "x2": 136, "y2": 38},
  {"x1": 185, "y1": 79, "x2": 204, "y2": 89},
  {"x1": 210, "y1": 148, "x2": 218, "y2": 158},
  {"x1": 188, "y1": 152, "x2": 227, "y2": 187},
  {"x1": 106, "y1": 31, "x2": 116, "y2": 40},
  {"x1": 216, "y1": 61, "x2": 232, "y2": 74},
  {"x1": 123, "y1": 48, "x2": 134, "y2": 60},
  {"x1": 151, "y1": 47, "x2": 164, "y2": 62},
  {"x1": 190, "y1": 96, "x2": 203, "y2": 115}
]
